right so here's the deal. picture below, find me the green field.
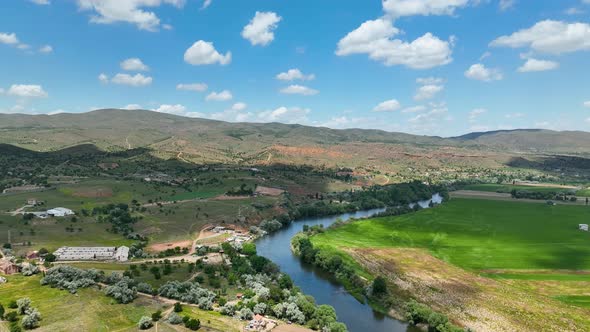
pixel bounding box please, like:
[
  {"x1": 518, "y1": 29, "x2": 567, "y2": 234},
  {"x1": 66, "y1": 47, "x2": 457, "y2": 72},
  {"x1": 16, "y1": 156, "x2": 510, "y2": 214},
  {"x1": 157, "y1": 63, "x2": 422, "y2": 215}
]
[
  {"x1": 0, "y1": 275, "x2": 167, "y2": 332},
  {"x1": 462, "y1": 183, "x2": 575, "y2": 194},
  {"x1": 577, "y1": 188, "x2": 590, "y2": 197},
  {"x1": 554, "y1": 295, "x2": 590, "y2": 308},
  {"x1": 312, "y1": 198, "x2": 590, "y2": 271}
]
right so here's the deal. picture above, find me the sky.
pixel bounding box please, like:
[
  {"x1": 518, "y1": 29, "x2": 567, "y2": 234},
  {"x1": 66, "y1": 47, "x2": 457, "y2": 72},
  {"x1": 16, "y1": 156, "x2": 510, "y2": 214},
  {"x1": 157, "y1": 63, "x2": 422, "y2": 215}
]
[{"x1": 1, "y1": 0, "x2": 590, "y2": 137}]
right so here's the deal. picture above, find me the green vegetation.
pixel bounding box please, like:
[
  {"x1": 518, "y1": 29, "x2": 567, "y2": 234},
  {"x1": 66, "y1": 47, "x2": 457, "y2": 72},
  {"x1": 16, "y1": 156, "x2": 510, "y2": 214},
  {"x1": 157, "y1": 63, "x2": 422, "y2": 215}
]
[
  {"x1": 462, "y1": 183, "x2": 574, "y2": 194},
  {"x1": 311, "y1": 198, "x2": 590, "y2": 270},
  {"x1": 554, "y1": 295, "x2": 590, "y2": 308}
]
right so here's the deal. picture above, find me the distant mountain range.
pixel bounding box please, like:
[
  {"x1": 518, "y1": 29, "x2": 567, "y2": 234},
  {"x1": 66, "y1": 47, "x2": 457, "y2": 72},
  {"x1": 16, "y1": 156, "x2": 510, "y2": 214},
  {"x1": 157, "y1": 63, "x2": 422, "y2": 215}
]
[{"x1": 1, "y1": 109, "x2": 589, "y2": 170}]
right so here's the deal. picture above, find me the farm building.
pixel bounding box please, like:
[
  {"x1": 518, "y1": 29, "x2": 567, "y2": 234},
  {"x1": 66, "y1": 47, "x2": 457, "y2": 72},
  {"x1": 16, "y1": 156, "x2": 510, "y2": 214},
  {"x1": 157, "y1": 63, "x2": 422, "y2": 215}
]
[
  {"x1": 580, "y1": 224, "x2": 589, "y2": 231},
  {"x1": 0, "y1": 260, "x2": 20, "y2": 275},
  {"x1": 47, "y1": 207, "x2": 75, "y2": 217},
  {"x1": 54, "y1": 246, "x2": 129, "y2": 261}
]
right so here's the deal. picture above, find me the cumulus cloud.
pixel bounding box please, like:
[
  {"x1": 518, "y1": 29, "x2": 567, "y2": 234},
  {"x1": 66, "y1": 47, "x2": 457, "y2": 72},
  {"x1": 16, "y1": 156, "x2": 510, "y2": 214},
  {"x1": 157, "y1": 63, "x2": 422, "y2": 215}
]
[
  {"x1": 111, "y1": 73, "x2": 153, "y2": 86},
  {"x1": 257, "y1": 106, "x2": 310, "y2": 123},
  {"x1": 584, "y1": 101, "x2": 590, "y2": 108},
  {"x1": 205, "y1": 90, "x2": 233, "y2": 101},
  {"x1": 382, "y1": 0, "x2": 471, "y2": 18},
  {"x1": 416, "y1": 77, "x2": 444, "y2": 85},
  {"x1": 373, "y1": 99, "x2": 401, "y2": 112},
  {"x1": 231, "y1": 102, "x2": 247, "y2": 111},
  {"x1": 241, "y1": 11, "x2": 282, "y2": 46},
  {"x1": 76, "y1": 0, "x2": 186, "y2": 31},
  {"x1": 517, "y1": 58, "x2": 559, "y2": 72},
  {"x1": 154, "y1": 104, "x2": 186, "y2": 115},
  {"x1": 414, "y1": 84, "x2": 444, "y2": 101},
  {"x1": 336, "y1": 19, "x2": 453, "y2": 69},
  {"x1": 120, "y1": 58, "x2": 149, "y2": 71},
  {"x1": 408, "y1": 103, "x2": 448, "y2": 123},
  {"x1": 490, "y1": 20, "x2": 590, "y2": 54},
  {"x1": 184, "y1": 40, "x2": 231, "y2": 66},
  {"x1": 465, "y1": 63, "x2": 503, "y2": 81},
  {"x1": 30, "y1": 0, "x2": 51, "y2": 4},
  {"x1": 280, "y1": 85, "x2": 319, "y2": 96},
  {"x1": 6, "y1": 84, "x2": 48, "y2": 98},
  {"x1": 276, "y1": 69, "x2": 315, "y2": 81},
  {"x1": 39, "y1": 45, "x2": 53, "y2": 53},
  {"x1": 0, "y1": 32, "x2": 19, "y2": 45},
  {"x1": 98, "y1": 73, "x2": 109, "y2": 84},
  {"x1": 177, "y1": 83, "x2": 208, "y2": 92}
]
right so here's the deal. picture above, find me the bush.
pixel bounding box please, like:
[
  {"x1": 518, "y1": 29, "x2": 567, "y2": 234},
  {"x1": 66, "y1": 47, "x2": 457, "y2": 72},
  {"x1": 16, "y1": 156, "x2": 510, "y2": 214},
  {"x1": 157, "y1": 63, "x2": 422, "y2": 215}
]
[
  {"x1": 104, "y1": 277, "x2": 137, "y2": 304},
  {"x1": 185, "y1": 318, "x2": 200, "y2": 330},
  {"x1": 8, "y1": 300, "x2": 17, "y2": 309},
  {"x1": 16, "y1": 298, "x2": 31, "y2": 315},
  {"x1": 151, "y1": 310, "x2": 162, "y2": 322},
  {"x1": 138, "y1": 316, "x2": 153, "y2": 330},
  {"x1": 21, "y1": 309, "x2": 41, "y2": 330},
  {"x1": 5, "y1": 311, "x2": 18, "y2": 322},
  {"x1": 167, "y1": 312, "x2": 183, "y2": 325},
  {"x1": 0, "y1": 303, "x2": 4, "y2": 319},
  {"x1": 21, "y1": 264, "x2": 39, "y2": 277},
  {"x1": 173, "y1": 302, "x2": 183, "y2": 312},
  {"x1": 371, "y1": 276, "x2": 387, "y2": 296}
]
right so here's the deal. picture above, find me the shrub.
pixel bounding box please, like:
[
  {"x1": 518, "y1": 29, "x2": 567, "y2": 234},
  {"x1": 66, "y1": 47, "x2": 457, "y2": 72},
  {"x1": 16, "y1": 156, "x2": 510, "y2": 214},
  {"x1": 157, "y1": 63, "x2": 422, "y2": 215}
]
[
  {"x1": 151, "y1": 310, "x2": 162, "y2": 322},
  {"x1": 138, "y1": 316, "x2": 153, "y2": 330},
  {"x1": 371, "y1": 276, "x2": 387, "y2": 296},
  {"x1": 185, "y1": 318, "x2": 200, "y2": 330},
  {"x1": 167, "y1": 312, "x2": 183, "y2": 325},
  {"x1": 173, "y1": 302, "x2": 183, "y2": 312},
  {"x1": 21, "y1": 309, "x2": 41, "y2": 330},
  {"x1": 16, "y1": 298, "x2": 31, "y2": 315},
  {"x1": 5, "y1": 311, "x2": 18, "y2": 322}
]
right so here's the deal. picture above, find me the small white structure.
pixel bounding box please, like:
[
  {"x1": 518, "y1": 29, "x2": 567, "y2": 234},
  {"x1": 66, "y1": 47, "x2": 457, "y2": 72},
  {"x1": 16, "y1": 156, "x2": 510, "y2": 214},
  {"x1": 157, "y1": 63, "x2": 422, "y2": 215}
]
[
  {"x1": 580, "y1": 224, "x2": 589, "y2": 231},
  {"x1": 54, "y1": 246, "x2": 129, "y2": 261},
  {"x1": 47, "y1": 207, "x2": 75, "y2": 217},
  {"x1": 0, "y1": 276, "x2": 7, "y2": 284}
]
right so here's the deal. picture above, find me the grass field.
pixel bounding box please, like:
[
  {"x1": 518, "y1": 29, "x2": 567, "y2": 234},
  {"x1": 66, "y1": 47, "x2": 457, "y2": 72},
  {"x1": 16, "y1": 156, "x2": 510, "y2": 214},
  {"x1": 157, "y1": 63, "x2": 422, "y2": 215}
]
[
  {"x1": 309, "y1": 198, "x2": 590, "y2": 331},
  {"x1": 0, "y1": 275, "x2": 168, "y2": 332},
  {"x1": 312, "y1": 198, "x2": 590, "y2": 271},
  {"x1": 462, "y1": 183, "x2": 575, "y2": 194}
]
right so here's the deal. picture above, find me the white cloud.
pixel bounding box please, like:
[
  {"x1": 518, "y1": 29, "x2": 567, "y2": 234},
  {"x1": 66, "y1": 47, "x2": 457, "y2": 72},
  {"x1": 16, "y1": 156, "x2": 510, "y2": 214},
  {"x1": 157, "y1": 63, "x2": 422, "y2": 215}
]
[
  {"x1": 201, "y1": 0, "x2": 212, "y2": 9},
  {"x1": 464, "y1": 63, "x2": 503, "y2": 81},
  {"x1": 231, "y1": 102, "x2": 247, "y2": 111},
  {"x1": 210, "y1": 108, "x2": 252, "y2": 122},
  {"x1": 468, "y1": 108, "x2": 487, "y2": 122},
  {"x1": 6, "y1": 84, "x2": 48, "y2": 98},
  {"x1": 184, "y1": 40, "x2": 231, "y2": 66},
  {"x1": 30, "y1": 0, "x2": 50, "y2": 4},
  {"x1": 98, "y1": 73, "x2": 109, "y2": 84},
  {"x1": 517, "y1": 58, "x2": 559, "y2": 72},
  {"x1": 206, "y1": 90, "x2": 233, "y2": 101},
  {"x1": 584, "y1": 101, "x2": 590, "y2": 108},
  {"x1": 479, "y1": 51, "x2": 492, "y2": 60},
  {"x1": 416, "y1": 77, "x2": 444, "y2": 85},
  {"x1": 401, "y1": 105, "x2": 427, "y2": 113},
  {"x1": 382, "y1": 0, "x2": 471, "y2": 18},
  {"x1": 257, "y1": 106, "x2": 310, "y2": 124},
  {"x1": 414, "y1": 84, "x2": 444, "y2": 101},
  {"x1": 241, "y1": 11, "x2": 282, "y2": 46},
  {"x1": 17, "y1": 44, "x2": 31, "y2": 50},
  {"x1": 154, "y1": 104, "x2": 186, "y2": 115},
  {"x1": 505, "y1": 112, "x2": 525, "y2": 118},
  {"x1": 111, "y1": 73, "x2": 153, "y2": 86},
  {"x1": 408, "y1": 103, "x2": 449, "y2": 123},
  {"x1": 177, "y1": 83, "x2": 208, "y2": 92},
  {"x1": 120, "y1": 58, "x2": 149, "y2": 71},
  {"x1": 39, "y1": 45, "x2": 53, "y2": 53},
  {"x1": 499, "y1": 0, "x2": 515, "y2": 11},
  {"x1": 373, "y1": 99, "x2": 401, "y2": 112},
  {"x1": 336, "y1": 19, "x2": 453, "y2": 69},
  {"x1": 276, "y1": 69, "x2": 315, "y2": 81},
  {"x1": 0, "y1": 32, "x2": 19, "y2": 45},
  {"x1": 123, "y1": 104, "x2": 142, "y2": 110},
  {"x1": 490, "y1": 20, "x2": 590, "y2": 54},
  {"x1": 280, "y1": 85, "x2": 319, "y2": 96},
  {"x1": 76, "y1": 0, "x2": 186, "y2": 31}
]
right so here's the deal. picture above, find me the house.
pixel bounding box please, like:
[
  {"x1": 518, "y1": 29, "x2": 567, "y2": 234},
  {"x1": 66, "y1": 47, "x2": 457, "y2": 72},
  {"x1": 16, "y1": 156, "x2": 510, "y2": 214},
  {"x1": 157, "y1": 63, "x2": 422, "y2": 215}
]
[
  {"x1": 27, "y1": 198, "x2": 39, "y2": 206},
  {"x1": 0, "y1": 260, "x2": 20, "y2": 275},
  {"x1": 580, "y1": 224, "x2": 589, "y2": 231},
  {"x1": 47, "y1": 207, "x2": 75, "y2": 217}
]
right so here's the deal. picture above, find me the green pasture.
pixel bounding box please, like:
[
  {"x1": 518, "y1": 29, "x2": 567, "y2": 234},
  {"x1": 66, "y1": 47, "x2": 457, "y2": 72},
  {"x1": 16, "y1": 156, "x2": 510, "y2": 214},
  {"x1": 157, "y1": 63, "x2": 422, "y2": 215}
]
[
  {"x1": 0, "y1": 275, "x2": 167, "y2": 332},
  {"x1": 311, "y1": 198, "x2": 590, "y2": 271},
  {"x1": 462, "y1": 183, "x2": 575, "y2": 194},
  {"x1": 554, "y1": 295, "x2": 590, "y2": 308}
]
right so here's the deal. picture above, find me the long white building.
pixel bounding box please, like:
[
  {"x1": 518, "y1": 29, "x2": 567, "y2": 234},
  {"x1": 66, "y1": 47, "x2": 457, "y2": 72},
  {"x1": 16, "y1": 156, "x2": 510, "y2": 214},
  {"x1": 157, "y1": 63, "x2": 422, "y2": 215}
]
[{"x1": 54, "y1": 246, "x2": 129, "y2": 262}]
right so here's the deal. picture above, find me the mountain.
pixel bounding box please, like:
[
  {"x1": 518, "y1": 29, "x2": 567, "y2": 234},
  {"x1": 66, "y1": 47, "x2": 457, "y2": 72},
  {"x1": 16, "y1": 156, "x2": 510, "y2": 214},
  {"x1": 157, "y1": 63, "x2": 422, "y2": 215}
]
[{"x1": 1, "y1": 109, "x2": 589, "y2": 171}]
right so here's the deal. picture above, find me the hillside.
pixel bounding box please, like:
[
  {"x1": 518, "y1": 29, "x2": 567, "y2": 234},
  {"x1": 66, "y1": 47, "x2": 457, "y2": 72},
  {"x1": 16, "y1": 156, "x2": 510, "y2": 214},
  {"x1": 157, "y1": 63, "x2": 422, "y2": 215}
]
[{"x1": 1, "y1": 109, "x2": 590, "y2": 174}]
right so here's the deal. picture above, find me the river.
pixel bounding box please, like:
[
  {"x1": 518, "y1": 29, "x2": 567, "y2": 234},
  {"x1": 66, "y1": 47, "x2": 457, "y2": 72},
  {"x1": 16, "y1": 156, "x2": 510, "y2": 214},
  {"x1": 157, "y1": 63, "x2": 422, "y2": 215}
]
[{"x1": 256, "y1": 194, "x2": 442, "y2": 332}]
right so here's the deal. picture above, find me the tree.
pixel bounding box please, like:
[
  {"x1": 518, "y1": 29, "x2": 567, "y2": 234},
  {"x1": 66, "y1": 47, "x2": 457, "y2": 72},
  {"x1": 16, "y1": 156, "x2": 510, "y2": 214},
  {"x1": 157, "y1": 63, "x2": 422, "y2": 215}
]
[
  {"x1": 173, "y1": 302, "x2": 183, "y2": 312},
  {"x1": 21, "y1": 309, "x2": 41, "y2": 330},
  {"x1": 151, "y1": 310, "x2": 162, "y2": 322},
  {"x1": 16, "y1": 298, "x2": 31, "y2": 315},
  {"x1": 185, "y1": 318, "x2": 200, "y2": 330},
  {"x1": 241, "y1": 243, "x2": 257, "y2": 256},
  {"x1": 44, "y1": 253, "x2": 56, "y2": 263},
  {"x1": 138, "y1": 316, "x2": 153, "y2": 330},
  {"x1": 372, "y1": 276, "x2": 387, "y2": 296},
  {"x1": 167, "y1": 312, "x2": 183, "y2": 325}
]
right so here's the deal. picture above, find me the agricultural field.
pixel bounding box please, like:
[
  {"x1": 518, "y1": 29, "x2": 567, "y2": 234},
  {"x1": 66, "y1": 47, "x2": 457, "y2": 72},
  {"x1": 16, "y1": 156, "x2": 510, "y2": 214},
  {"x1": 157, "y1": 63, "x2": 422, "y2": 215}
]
[
  {"x1": 310, "y1": 198, "x2": 590, "y2": 331},
  {"x1": 461, "y1": 183, "x2": 577, "y2": 194}
]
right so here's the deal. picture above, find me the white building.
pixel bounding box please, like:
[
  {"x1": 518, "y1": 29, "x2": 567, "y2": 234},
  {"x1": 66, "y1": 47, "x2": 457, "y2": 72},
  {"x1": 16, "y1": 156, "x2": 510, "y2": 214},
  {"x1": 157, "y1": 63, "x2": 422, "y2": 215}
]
[
  {"x1": 54, "y1": 246, "x2": 129, "y2": 261},
  {"x1": 579, "y1": 224, "x2": 589, "y2": 231},
  {"x1": 47, "y1": 207, "x2": 75, "y2": 217}
]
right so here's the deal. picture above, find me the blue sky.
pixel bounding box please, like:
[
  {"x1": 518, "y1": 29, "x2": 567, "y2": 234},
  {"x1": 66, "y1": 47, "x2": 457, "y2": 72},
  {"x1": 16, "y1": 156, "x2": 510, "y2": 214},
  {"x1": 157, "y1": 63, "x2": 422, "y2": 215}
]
[{"x1": 1, "y1": 0, "x2": 589, "y2": 136}]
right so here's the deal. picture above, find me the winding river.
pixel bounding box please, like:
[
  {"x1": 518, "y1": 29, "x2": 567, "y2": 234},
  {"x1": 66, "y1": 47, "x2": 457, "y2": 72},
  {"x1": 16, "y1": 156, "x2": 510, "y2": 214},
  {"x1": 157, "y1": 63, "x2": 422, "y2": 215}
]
[{"x1": 256, "y1": 194, "x2": 442, "y2": 332}]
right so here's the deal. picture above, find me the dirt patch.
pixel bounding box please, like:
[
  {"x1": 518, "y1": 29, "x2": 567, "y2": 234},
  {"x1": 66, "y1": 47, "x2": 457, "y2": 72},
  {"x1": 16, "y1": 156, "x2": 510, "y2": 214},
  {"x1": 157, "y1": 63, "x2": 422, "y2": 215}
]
[
  {"x1": 72, "y1": 187, "x2": 113, "y2": 198},
  {"x1": 346, "y1": 247, "x2": 590, "y2": 332},
  {"x1": 273, "y1": 324, "x2": 314, "y2": 332},
  {"x1": 213, "y1": 194, "x2": 250, "y2": 200},
  {"x1": 148, "y1": 240, "x2": 192, "y2": 252},
  {"x1": 255, "y1": 186, "x2": 285, "y2": 196}
]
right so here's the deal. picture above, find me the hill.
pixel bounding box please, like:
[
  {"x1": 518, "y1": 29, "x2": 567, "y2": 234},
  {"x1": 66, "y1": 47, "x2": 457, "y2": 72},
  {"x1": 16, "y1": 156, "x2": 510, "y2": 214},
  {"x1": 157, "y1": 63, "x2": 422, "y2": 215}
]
[{"x1": 1, "y1": 109, "x2": 590, "y2": 176}]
